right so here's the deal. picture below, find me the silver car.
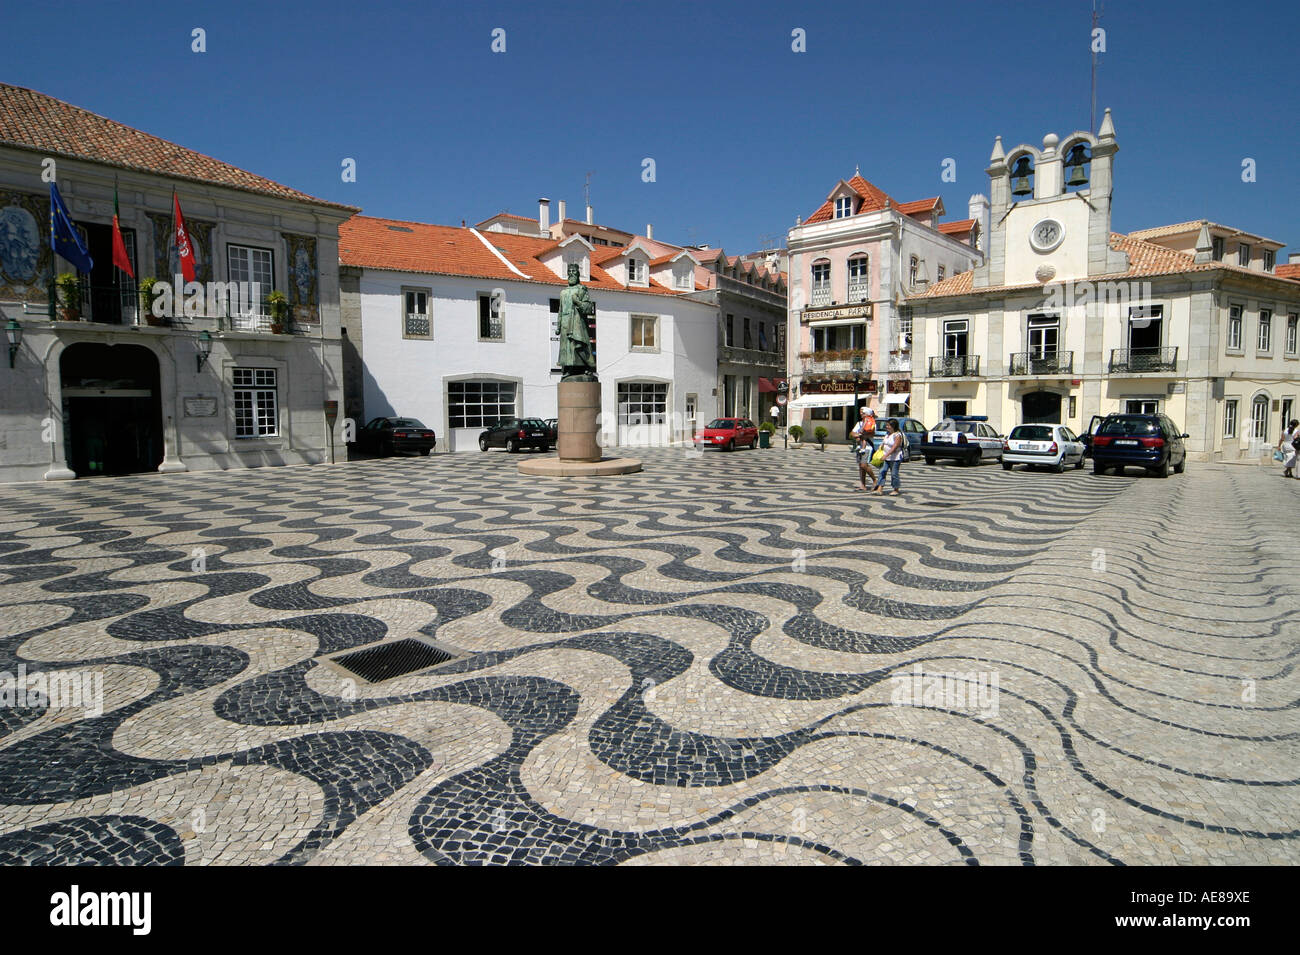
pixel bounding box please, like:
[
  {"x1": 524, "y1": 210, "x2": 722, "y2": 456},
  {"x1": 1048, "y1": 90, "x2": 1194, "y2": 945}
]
[{"x1": 1001, "y1": 423, "x2": 1085, "y2": 473}]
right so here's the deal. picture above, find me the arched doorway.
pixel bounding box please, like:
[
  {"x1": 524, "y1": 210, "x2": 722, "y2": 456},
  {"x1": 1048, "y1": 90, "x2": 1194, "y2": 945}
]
[
  {"x1": 1021, "y1": 390, "x2": 1062, "y2": 424},
  {"x1": 60, "y1": 343, "x2": 163, "y2": 477}
]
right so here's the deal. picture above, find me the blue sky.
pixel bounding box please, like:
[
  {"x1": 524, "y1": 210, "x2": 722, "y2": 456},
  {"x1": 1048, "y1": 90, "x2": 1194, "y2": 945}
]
[{"x1": 8, "y1": 0, "x2": 1298, "y2": 254}]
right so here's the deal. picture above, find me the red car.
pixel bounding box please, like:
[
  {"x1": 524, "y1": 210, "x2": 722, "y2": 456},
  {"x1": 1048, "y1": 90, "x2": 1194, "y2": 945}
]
[{"x1": 694, "y1": 417, "x2": 758, "y2": 451}]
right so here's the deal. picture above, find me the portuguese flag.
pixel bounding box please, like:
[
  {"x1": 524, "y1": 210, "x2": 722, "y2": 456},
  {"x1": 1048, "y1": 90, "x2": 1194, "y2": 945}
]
[{"x1": 111, "y1": 183, "x2": 134, "y2": 278}]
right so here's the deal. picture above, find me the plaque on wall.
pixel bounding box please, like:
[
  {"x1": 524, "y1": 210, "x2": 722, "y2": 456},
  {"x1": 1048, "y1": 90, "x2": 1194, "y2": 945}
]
[{"x1": 184, "y1": 396, "x2": 219, "y2": 417}]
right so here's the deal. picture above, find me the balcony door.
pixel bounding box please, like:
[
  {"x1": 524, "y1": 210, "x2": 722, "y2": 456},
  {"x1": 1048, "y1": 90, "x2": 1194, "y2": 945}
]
[
  {"x1": 944, "y1": 320, "x2": 968, "y2": 358},
  {"x1": 1026, "y1": 314, "x2": 1059, "y2": 359},
  {"x1": 1128, "y1": 307, "x2": 1162, "y2": 354}
]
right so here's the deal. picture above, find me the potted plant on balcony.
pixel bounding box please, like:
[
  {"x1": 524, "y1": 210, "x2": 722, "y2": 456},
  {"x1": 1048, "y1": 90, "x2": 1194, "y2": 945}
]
[
  {"x1": 55, "y1": 272, "x2": 82, "y2": 322},
  {"x1": 814, "y1": 425, "x2": 829, "y2": 451},
  {"x1": 138, "y1": 277, "x2": 162, "y2": 326},
  {"x1": 267, "y1": 290, "x2": 290, "y2": 334},
  {"x1": 789, "y1": 424, "x2": 804, "y2": 447}
]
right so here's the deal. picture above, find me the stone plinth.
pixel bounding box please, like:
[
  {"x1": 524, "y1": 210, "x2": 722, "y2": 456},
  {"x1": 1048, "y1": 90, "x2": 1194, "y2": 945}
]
[
  {"x1": 517, "y1": 456, "x2": 642, "y2": 476},
  {"x1": 556, "y1": 380, "x2": 602, "y2": 462}
]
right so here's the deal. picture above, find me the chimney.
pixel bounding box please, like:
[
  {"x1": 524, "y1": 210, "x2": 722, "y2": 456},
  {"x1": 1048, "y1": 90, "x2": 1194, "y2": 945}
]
[
  {"x1": 646, "y1": 223, "x2": 654, "y2": 239},
  {"x1": 538, "y1": 198, "x2": 550, "y2": 234},
  {"x1": 1290, "y1": 252, "x2": 1300, "y2": 264},
  {"x1": 558, "y1": 199, "x2": 566, "y2": 224},
  {"x1": 586, "y1": 205, "x2": 594, "y2": 225},
  {"x1": 968, "y1": 194, "x2": 990, "y2": 252}
]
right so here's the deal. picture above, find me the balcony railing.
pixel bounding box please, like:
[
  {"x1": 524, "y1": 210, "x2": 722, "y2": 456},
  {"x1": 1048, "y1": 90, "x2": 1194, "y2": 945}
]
[
  {"x1": 887, "y1": 354, "x2": 912, "y2": 373},
  {"x1": 1108, "y1": 347, "x2": 1178, "y2": 373},
  {"x1": 847, "y1": 281, "x2": 870, "y2": 302},
  {"x1": 928, "y1": 355, "x2": 981, "y2": 377},
  {"x1": 42, "y1": 278, "x2": 312, "y2": 333},
  {"x1": 1009, "y1": 350, "x2": 1073, "y2": 375},
  {"x1": 800, "y1": 349, "x2": 870, "y2": 376},
  {"x1": 810, "y1": 285, "x2": 832, "y2": 307}
]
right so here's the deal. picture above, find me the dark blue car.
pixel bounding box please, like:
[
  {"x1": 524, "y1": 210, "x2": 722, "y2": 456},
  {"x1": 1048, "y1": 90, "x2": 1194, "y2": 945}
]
[{"x1": 1090, "y1": 413, "x2": 1188, "y2": 478}]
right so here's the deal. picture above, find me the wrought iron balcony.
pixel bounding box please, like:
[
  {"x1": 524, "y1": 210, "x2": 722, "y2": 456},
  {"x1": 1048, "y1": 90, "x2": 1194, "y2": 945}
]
[
  {"x1": 847, "y1": 281, "x2": 870, "y2": 302},
  {"x1": 1009, "y1": 350, "x2": 1073, "y2": 375},
  {"x1": 810, "y1": 285, "x2": 832, "y2": 307},
  {"x1": 928, "y1": 355, "x2": 981, "y2": 377},
  {"x1": 1108, "y1": 347, "x2": 1178, "y2": 373},
  {"x1": 800, "y1": 349, "x2": 870, "y2": 377}
]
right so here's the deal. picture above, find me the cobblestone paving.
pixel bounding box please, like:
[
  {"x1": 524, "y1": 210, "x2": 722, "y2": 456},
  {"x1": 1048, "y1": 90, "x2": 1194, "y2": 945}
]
[{"x1": 0, "y1": 447, "x2": 1296, "y2": 865}]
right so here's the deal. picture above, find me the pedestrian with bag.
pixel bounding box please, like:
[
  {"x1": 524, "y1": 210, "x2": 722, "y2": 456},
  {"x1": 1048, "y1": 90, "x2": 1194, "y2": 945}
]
[
  {"x1": 1278, "y1": 418, "x2": 1300, "y2": 478},
  {"x1": 872, "y1": 418, "x2": 905, "y2": 496},
  {"x1": 851, "y1": 407, "x2": 877, "y2": 490}
]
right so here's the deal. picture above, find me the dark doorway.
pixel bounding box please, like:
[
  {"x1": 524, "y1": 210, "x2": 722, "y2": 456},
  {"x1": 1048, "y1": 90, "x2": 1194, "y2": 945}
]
[
  {"x1": 77, "y1": 223, "x2": 137, "y2": 325},
  {"x1": 60, "y1": 343, "x2": 162, "y2": 476},
  {"x1": 1022, "y1": 390, "x2": 1062, "y2": 424}
]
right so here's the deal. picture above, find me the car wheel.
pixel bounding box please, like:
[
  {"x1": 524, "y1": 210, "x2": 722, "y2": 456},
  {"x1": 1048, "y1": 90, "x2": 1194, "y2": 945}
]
[
  {"x1": 724, "y1": 440, "x2": 734, "y2": 452},
  {"x1": 1093, "y1": 462, "x2": 1108, "y2": 476},
  {"x1": 420, "y1": 448, "x2": 431, "y2": 457},
  {"x1": 925, "y1": 457, "x2": 935, "y2": 466},
  {"x1": 1150, "y1": 458, "x2": 1169, "y2": 478},
  {"x1": 1074, "y1": 455, "x2": 1084, "y2": 470},
  {"x1": 383, "y1": 441, "x2": 395, "y2": 457},
  {"x1": 1002, "y1": 462, "x2": 1013, "y2": 471},
  {"x1": 1052, "y1": 458, "x2": 1065, "y2": 474},
  {"x1": 479, "y1": 437, "x2": 489, "y2": 452},
  {"x1": 507, "y1": 439, "x2": 519, "y2": 453},
  {"x1": 1173, "y1": 456, "x2": 1185, "y2": 474}
]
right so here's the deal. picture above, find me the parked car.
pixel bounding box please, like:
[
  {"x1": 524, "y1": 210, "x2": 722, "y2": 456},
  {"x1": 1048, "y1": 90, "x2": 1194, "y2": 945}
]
[
  {"x1": 1090, "y1": 413, "x2": 1188, "y2": 477},
  {"x1": 694, "y1": 418, "x2": 758, "y2": 451},
  {"x1": 1001, "y1": 423, "x2": 1085, "y2": 472},
  {"x1": 891, "y1": 416, "x2": 929, "y2": 461},
  {"x1": 543, "y1": 418, "x2": 558, "y2": 448},
  {"x1": 353, "y1": 417, "x2": 436, "y2": 456},
  {"x1": 919, "y1": 416, "x2": 1004, "y2": 465},
  {"x1": 478, "y1": 417, "x2": 551, "y2": 452}
]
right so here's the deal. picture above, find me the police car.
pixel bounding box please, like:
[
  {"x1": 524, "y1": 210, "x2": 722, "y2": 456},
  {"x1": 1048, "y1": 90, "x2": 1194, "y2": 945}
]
[
  {"x1": 919, "y1": 415, "x2": 1004, "y2": 466},
  {"x1": 1001, "y1": 423, "x2": 1085, "y2": 472}
]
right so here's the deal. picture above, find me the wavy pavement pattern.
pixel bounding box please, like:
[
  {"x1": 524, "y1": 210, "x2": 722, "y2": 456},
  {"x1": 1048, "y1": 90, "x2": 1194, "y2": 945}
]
[{"x1": 0, "y1": 448, "x2": 1296, "y2": 865}]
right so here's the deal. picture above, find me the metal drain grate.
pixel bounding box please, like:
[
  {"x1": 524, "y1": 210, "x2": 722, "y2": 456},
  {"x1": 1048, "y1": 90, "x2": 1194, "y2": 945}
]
[{"x1": 331, "y1": 638, "x2": 454, "y2": 683}]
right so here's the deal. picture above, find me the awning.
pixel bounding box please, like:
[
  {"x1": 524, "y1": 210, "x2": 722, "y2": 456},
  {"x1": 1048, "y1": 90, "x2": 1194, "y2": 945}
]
[
  {"x1": 883, "y1": 392, "x2": 911, "y2": 404},
  {"x1": 789, "y1": 394, "x2": 857, "y2": 409},
  {"x1": 758, "y1": 377, "x2": 780, "y2": 393}
]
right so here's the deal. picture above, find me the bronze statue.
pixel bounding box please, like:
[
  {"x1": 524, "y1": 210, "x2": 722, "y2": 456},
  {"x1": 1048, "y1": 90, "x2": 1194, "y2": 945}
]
[{"x1": 557, "y1": 262, "x2": 597, "y2": 381}]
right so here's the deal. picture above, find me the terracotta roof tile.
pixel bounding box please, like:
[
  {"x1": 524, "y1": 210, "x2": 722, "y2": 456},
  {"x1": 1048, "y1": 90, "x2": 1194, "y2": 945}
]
[
  {"x1": 805, "y1": 174, "x2": 898, "y2": 223},
  {"x1": 938, "y1": 218, "x2": 976, "y2": 235},
  {"x1": 896, "y1": 197, "x2": 942, "y2": 215},
  {"x1": 1275, "y1": 263, "x2": 1300, "y2": 281},
  {"x1": 0, "y1": 83, "x2": 356, "y2": 211},
  {"x1": 1128, "y1": 219, "x2": 1283, "y2": 247}
]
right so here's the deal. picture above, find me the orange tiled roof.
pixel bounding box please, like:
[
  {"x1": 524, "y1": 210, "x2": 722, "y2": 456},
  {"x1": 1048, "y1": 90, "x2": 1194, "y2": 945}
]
[
  {"x1": 0, "y1": 83, "x2": 357, "y2": 211},
  {"x1": 1276, "y1": 263, "x2": 1300, "y2": 281},
  {"x1": 805, "y1": 174, "x2": 898, "y2": 223},
  {"x1": 938, "y1": 218, "x2": 976, "y2": 235},
  {"x1": 1128, "y1": 219, "x2": 1283, "y2": 247},
  {"x1": 338, "y1": 215, "x2": 691, "y2": 296},
  {"x1": 896, "y1": 197, "x2": 942, "y2": 215},
  {"x1": 911, "y1": 232, "x2": 1300, "y2": 299}
]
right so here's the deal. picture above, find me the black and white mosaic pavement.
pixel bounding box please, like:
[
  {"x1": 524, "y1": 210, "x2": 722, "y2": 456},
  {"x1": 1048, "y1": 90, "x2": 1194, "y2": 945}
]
[{"x1": 0, "y1": 447, "x2": 1296, "y2": 865}]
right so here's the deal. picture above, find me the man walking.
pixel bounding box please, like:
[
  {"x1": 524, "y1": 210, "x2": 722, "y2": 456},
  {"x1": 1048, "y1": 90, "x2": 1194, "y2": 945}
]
[{"x1": 851, "y1": 407, "x2": 877, "y2": 490}]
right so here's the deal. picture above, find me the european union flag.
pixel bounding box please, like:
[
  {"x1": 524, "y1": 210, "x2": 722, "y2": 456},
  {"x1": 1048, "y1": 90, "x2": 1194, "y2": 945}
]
[{"x1": 50, "y1": 182, "x2": 93, "y2": 274}]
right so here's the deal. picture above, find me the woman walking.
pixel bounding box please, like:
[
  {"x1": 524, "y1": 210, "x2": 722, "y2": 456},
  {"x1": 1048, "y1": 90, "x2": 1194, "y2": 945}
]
[
  {"x1": 1279, "y1": 418, "x2": 1300, "y2": 478},
  {"x1": 872, "y1": 418, "x2": 905, "y2": 496},
  {"x1": 851, "y1": 407, "x2": 877, "y2": 490}
]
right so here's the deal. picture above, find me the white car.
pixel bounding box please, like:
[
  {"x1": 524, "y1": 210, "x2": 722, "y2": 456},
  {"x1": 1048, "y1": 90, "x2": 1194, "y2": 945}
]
[
  {"x1": 921, "y1": 417, "x2": 1004, "y2": 465},
  {"x1": 1002, "y1": 423, "x2": 1085, "y2": 472}
]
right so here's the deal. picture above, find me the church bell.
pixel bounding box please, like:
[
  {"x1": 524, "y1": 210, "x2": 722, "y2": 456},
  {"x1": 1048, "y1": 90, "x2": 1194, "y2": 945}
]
[
  {"x1": 1064, "y1": 143, "x2": 1090, "y2": 187},
  {"x1": 1010, "y1": 156, "x2": 1034, "y2": 197}
]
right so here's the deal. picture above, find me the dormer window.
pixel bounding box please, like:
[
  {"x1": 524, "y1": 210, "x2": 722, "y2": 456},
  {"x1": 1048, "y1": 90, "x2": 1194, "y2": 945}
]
[
  {"x1": 675, "y1": 268, "x2": 692, "y2": 290},
  {"x1": 1211, "y1": 236, "x2": 1225, "y2": 261},
  {"x1": 937, "y1": 265, "x2": 946, "y2": 282},
  {"x1": 1238, "y1": 244, "x2": 1251, "y2": 267},
  {"x1": 628, "y1": 257, "x2": 646, "y2": 284},
  {"x1": 909, "y1": 256, "x2": 919, "y2": 287},
  {"x1": 835, "y1": 197, "x2": 854, "y2": 218},
  {"x1": 1264, "y1": 249, "x2": 1275, "y2": 272}
]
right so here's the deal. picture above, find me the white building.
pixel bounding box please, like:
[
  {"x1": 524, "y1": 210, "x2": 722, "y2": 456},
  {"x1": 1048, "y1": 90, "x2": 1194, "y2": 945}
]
[{"x1": 339, "y1": 211, "x2": 719, "y2": 450}]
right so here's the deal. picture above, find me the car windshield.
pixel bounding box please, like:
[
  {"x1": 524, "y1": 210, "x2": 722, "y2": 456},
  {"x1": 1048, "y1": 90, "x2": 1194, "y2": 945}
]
[
  {"x1": 1009, "y1": 426, "x2": 1054, "y2": 440},
  {"x1": 705, "y1": 419, "x2": 738, "y2": 429},
  {"x1": 936, "y1": 421, "x2": 978, "y2": 433},
  {"x1": 1099, "y1": 417, "x2": 1159, "y2": 436},
  {"x1": 520, "y1": 419, "x2": 547, "y2": 428},
  {"x1": 391, "y1": 418, "x2": 426, "y2": 429}
]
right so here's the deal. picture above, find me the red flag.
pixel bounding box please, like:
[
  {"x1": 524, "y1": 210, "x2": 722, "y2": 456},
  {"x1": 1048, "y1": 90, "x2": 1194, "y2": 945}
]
[
  {"x1": 111, "y1": 184, "x2": 134, "y2": 278},
  {"x1": 173, "y1": 190, "x2": 196, "y2": 282}
]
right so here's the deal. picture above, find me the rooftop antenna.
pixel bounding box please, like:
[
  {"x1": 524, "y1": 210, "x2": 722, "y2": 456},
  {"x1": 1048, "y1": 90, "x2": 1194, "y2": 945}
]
[
  {"x1": 1090, "y1": 1, "x2": 1103, "y2": 132},
  {"x1": 583, "y1": 171, "x2": 593, "y2": 208}
]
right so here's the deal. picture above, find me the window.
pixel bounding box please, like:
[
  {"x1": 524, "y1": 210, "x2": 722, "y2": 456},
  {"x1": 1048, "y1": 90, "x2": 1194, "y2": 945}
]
[
  {"x1": 630, "y1": 314, "x2": 658, "y2": 350},
  {"x1": 1223, "y1": 399, "x2": 1238, "y2": 438},
  {"x1": 227, "y1": 244, "x2": 273, "y2": 318},
  {"x1": 1264, "y1": 249, "x2": 1275, "y2": 272},
  {"x1": 1258, "y1": 309, "x2": 1272, "y2": 352},
  {"x1": 403, "y1": 288, "x2": 430, "y2": 338},
  {"x1": 909, "y1": 256, "x2": 919, "y2": 287},
  {"x1": 1127, "y1": 304, "x2": 1163, "y2": 352},
  {"x1": 675, "y1": 268, "x2": 692, "y2": 290},
  {"x1": 898, "y1": 310, "x2": 913, "y2": 337},
  {"x1": 811, "y1": 261, "x2": 831, "y2": 304},
  {"x1": 937, "y1": 265, "x2": 945, "y2": 282},
  {"x1": 759, "y1": 322, "x2": 768, "y2": 351},
  {"x1": 943, "y1": 319, "x2": 968, "y2": 357},
  {"x1": 743, "y1": 317, "x2": 752, "y2": 350},
  {"x1": 1250, "y1": 395, "x2": 1269, "y2": 440},
  {"x1": 1026, "y1": 313, "x2": 1060, "y2": 357},
  {"x1": 725, "y1": 314, "x2": 734, "y2": 346},
  {"x1": 627, "y1": 257, "x2": 646, "y2": 284},
  {"x1": 233, "y1": 368, "x2": 278, "y2": 438},
  {"x1": 1211, "y1": 236, "x2": 1225, "y2": 261},
  {"x1": 835, "y1": 196, "x2": 853, "y2": 218},
  {"x1": 1124, "y1": 399, "x2": 1159, "y2": 415},
  {"x1": 848, "y1": 256, "x2": 869, "y2": 300},
  {"x1": 449, "y1": 380, "x2": 515, "y2": 429},
  {"x1": 1228, "y1": 304, "x2": 1243, "y2": 350},
  {"x1": 117, "y1": 229, "x2": 139, "y2": 321},
  {"x1": 617, "y1": 381, "x2": 667, "y2": 425},
  {"x1": 1287, "y1": 314, "x2": 1298, "y2": 355},
  {"x1": 1238, "y1": 244, "x2": 1251, "y2": 267},
  {"x1": 478, "y1": 292, "x2": 502, "y2": 340}
]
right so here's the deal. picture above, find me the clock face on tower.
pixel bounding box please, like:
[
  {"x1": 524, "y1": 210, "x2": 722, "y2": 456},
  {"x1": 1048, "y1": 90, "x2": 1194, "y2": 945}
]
[{"x1": 1030, "y1": 218, "x2": 1065, "y2": 253}]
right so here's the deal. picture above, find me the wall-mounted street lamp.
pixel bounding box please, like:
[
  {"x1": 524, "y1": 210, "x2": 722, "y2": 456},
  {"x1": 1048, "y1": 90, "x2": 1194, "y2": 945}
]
[
  {"x1": 196, "y1": 330, "x2": 212, "y2": 372},
  {"x1": 6, "y1": 319, "x2": 21, "y2": 369}
]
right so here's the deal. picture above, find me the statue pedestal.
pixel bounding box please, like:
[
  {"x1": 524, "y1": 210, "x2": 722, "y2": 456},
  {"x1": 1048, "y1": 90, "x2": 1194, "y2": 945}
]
[{"x1": 517, "y1": 380, "x2": 642, "y2": 477}]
